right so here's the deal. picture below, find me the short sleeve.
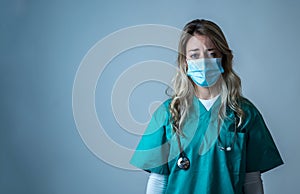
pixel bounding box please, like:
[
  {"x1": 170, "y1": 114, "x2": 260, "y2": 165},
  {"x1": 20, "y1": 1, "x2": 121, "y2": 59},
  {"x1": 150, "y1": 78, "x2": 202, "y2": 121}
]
[
  {"x1": 130, "y1": 101, "x2": 171, "y2": 175},
  {"x1": 244, "y1": 102, "x2": 284, "y2": 173}
]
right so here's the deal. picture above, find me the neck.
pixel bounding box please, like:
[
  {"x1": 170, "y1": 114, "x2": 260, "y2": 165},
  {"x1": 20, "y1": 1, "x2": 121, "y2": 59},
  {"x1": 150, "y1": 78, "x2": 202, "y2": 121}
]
[{"x1": 194, "y1": 79, "x2": 221, "y2": 100}]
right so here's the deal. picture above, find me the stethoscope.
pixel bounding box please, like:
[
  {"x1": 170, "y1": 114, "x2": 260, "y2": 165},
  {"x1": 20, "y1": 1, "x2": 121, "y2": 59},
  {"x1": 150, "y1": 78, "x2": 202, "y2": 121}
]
[{"x1": 176, "y1": 117, "x2": 238, "y2": 170}]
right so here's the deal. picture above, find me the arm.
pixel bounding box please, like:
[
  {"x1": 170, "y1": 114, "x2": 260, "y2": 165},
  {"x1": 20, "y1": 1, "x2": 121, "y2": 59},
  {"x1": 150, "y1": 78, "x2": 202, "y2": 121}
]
[
  {"x1": 146, "y1": 173, "x2": 168, "y2": 194},
  {"x1": 244, "y1": 171, "x2": 264, "y2": 194}
]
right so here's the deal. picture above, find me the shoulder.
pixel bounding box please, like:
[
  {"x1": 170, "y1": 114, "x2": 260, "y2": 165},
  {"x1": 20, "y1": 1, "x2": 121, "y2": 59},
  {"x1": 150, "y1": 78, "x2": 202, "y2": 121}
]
[
  {"x1": 151, "y1": 98, "x2": 172, "y2": 123},
  {"x1": 162, "y1": 98, "x2": 172, "y2": 108},
  {"x1": 239, "y1": 97, "x2": 261, "y2": 117},
  {"x1": 155, "y1": 98, "x2": 172, "y2": 113},
  {"x1": 239, "y1": 97, "x2": 265, "y2": 130}
]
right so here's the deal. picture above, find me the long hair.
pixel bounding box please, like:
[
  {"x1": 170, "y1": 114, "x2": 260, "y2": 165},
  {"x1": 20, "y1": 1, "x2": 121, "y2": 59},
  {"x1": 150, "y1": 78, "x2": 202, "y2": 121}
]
[{"x1": 169, "y1": 19, "x2": 244, "y2": 135}]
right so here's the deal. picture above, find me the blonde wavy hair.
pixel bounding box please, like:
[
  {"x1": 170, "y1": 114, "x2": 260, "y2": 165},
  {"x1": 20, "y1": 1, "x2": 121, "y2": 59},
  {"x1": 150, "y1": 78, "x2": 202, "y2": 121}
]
[{"x1": 170, "y1": 19, "x2": 244, "y2": 135}]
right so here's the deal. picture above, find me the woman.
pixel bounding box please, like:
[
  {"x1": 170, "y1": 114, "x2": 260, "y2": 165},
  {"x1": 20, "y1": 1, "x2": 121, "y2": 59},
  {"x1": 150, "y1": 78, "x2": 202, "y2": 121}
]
[{"x1": 130, "y1": 19, "x2": 283, "y2": 194}]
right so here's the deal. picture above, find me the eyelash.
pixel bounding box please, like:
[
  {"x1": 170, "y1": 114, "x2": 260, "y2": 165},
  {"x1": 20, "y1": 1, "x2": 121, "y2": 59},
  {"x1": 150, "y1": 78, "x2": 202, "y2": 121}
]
[
  {"x1": 210, "y1": 52, "x2": 217, "y2": 57},
  {"x1": 190, "y1": 52, "x2": 217, "y2": 59},
  {"x1": 190, "y1": 54, "x2": 199, "y2": 59}
]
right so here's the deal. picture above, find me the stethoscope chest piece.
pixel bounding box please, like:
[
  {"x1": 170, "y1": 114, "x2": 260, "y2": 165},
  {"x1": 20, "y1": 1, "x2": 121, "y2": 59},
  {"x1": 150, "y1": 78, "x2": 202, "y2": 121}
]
[{"x1": 177, "y1": 153, "x2": 190, "y2": 170}]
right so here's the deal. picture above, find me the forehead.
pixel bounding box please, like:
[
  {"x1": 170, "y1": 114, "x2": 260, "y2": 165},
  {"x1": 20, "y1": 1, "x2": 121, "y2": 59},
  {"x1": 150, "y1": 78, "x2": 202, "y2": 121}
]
[{"x1": 186, "y1": 34, "x2": 215, "y2": 51}]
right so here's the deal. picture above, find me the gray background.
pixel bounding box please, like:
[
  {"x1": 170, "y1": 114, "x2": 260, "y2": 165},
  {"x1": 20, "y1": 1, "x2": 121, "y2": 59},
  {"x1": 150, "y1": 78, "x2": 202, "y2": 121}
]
[{"x1": 1, "y1": 0, "x2": 299, "y2": 193}]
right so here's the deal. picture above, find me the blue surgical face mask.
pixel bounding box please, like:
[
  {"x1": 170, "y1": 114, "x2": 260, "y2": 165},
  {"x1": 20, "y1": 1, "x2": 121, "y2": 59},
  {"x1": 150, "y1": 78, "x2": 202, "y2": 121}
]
[{"x1": 186, "y1": 58, "x2": 224, "y2": 87}]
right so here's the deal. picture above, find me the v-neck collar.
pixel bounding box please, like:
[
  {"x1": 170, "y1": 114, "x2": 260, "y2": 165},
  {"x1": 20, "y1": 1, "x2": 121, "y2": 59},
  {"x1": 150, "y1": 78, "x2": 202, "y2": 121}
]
[
  {"x1": 194, "y1": 95, "x2": 221, "y2": 113},
  {"x1": 198, "y1": 94, "x2": 220, "y2": 111}
]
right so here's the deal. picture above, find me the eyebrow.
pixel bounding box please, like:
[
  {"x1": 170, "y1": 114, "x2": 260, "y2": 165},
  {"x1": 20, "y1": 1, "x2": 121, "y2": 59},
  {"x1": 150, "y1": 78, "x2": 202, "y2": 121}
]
[
  {"x1": 187, "y1": 48, "x2": 216, "y2": 52},
  {"x1": 188, "y1": 48, "x2": 200, "y2": 52}
]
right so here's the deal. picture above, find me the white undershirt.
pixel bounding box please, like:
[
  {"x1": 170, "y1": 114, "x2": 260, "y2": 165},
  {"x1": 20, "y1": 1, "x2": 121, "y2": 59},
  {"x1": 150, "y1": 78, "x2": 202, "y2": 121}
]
[{"x1": 198, "y1": 94, "x2": 220, "y2": 111}]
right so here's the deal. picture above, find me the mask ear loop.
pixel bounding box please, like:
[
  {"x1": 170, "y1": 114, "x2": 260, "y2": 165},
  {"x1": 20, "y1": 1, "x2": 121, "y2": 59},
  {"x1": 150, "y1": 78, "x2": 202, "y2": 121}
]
[
  {"x1": 176, "y1": 133, "x2": 190, "y2": 170},
  {"x1": 184, "y1": 59, "x2": 188, "y2": 74}
]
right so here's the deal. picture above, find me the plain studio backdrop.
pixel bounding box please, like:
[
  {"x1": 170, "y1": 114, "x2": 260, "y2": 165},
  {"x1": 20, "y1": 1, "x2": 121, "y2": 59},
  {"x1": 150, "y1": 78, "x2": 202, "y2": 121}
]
[{"x1": 1, "y1": 0, "x2": 299, "y2": 193}]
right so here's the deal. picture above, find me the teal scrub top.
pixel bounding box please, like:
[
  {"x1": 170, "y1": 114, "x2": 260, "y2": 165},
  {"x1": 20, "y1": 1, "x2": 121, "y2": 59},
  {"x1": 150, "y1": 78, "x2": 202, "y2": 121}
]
[{"x1": 130, "y1": 96, "x2": 283, "y2": 194}]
